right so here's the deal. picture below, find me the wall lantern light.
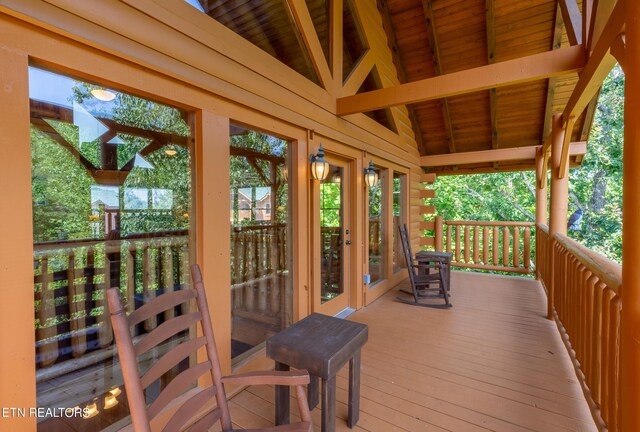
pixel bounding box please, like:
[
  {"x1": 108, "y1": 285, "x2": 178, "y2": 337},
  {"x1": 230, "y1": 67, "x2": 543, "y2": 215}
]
[
  {"x1": 310, "y1": 144, "x2": 329, "y2": 181},
  {"x1": 364, "y1": 161, "x2": 379, "y2": 187}
]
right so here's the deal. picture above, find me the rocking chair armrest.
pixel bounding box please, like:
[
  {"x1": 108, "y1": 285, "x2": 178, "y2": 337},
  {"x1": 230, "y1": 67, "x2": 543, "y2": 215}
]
[{"x1": 222, "y1": 370, "x2": 310, "y2": 386}]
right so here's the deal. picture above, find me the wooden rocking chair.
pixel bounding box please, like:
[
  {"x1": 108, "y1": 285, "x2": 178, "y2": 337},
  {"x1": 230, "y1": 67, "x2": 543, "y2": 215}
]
[
  {"x1": 397, "y1": 224, "x2": 452, "y2": 308},
  {"x1": 106, "y1": 264, "x2": 313, "y2": 432}
]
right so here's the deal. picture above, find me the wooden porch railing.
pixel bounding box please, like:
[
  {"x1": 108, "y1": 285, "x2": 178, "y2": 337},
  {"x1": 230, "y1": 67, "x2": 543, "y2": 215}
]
[
  {"x1": 34, "y1": 233, "x2": 190, "y2": 379},
  {"x1": 35, "y1": 223, "x2": 291, "y2": 380},
  {"x1": 537, "y1": 224, "x2": 622, "y2": 431},
  {"x1": 230, "y1": 224, "x2": 289, "y2": 330},
  {"x1": 432, "y1": 218, "x2": 535, "y2": 274}
]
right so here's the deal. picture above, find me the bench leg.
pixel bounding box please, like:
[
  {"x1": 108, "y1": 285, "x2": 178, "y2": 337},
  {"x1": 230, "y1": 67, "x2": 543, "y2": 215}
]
[
  {"x1": 308, "y1": 375, "x2": 319, "y2": 410},
  {"x1": 348, "y1": 350, "x2": 361, "y2": 428},
  {"x1": 321, "y1": 376, "x2": 336, "y2": 432},
  {"x1": 275, "y1": 362, "x2": 290, "y2": 425}
]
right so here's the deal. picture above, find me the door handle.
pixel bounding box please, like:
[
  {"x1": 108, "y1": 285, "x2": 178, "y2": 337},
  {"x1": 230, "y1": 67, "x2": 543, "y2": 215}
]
[{"x1": 345, "y1": 240, "x2": 352, "y2": 245}]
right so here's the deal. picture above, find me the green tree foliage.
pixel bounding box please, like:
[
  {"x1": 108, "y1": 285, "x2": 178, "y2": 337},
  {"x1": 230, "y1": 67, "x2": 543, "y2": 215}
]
[
  {"x1": 32, "y1": 79, "x2": 191, "y2": 242},
  {"x1": 432, "y1": 65, "x2": 624, "y2": 262}
]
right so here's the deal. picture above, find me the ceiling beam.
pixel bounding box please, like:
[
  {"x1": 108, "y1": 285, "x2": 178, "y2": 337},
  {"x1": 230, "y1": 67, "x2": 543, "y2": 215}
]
[
  {"x1": 337, "y1": 45, "x2": 586, "y2": 115},
  {"x1": 486, "y1": 0, "x2": 498, "y2": 170},
  {"x1": 542, "y1": 4, "x2": 564, "y2": 141},
  {"x1": 422, "y1": 0, "x2": 456, "y2": 154},
  {"x1": 376, "y1": 0, "x2": 427, "y2": 155},
  {"x1": 562, "y1": 0, "x2": 623, "y2": 122},
  {"x1": 559, "y1": 0, "x2": 583, "y2": 45},
  {"x1": 582, "y1": 0, "x2": 593, "y2": 48},
  {"x1": 330, "y1": 0, "x2": 343, "y2": 90},
  {"x1": 285, "y1": 0, "x2": 334, "y2": 90},
  {"x1": 420, "y1": 141, "x2": 586, "y2": 167},
  {"x1": 341, "y1": 50, "x2": 375, "y2": 96},
  {"x1": 589, "y1": 0, "x2": 617, "y2": 53}
]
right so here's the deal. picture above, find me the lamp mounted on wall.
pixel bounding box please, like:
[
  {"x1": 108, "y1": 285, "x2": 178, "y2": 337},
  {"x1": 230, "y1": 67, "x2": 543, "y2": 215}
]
[
  {"x1": 310, "y1": 144, "x2": 329, "y2": 181},
  {"x1": 364, "y1": 161, "x2": 379, "y2": 187}
]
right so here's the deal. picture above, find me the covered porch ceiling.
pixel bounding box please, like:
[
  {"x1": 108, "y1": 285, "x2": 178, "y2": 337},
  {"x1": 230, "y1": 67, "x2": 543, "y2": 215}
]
[{"x1": 195, "y1": 0, "x2": 620, "y2": 175}]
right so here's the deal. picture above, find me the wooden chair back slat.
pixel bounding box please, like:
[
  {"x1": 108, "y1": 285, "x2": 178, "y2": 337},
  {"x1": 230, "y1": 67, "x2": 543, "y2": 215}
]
[
  {"x1": 147, "y1": 361, "x2": 213, "y2": 419},
  {"x1": 128, "y1": 289, "x2": 197, "y2": 327},
  {"x1": 108, "y1": 263, "x2": 312, "y2": 432},
  {"x1": 187, "y1": 408, "x2": 223, "y2": 432},
  {"x1": 140, "y1": 336, "x2": 207, "y2": 389},
  {"x1": 190, "y1": 265, "x2": 234, "y2": 430},
  {"x1": 106, "y1": 288, "x2": 152, "y2": 432},
  {"x1": 161, "y1": 386, "x2": 217, "y2": 432},
  {"x1": 135, "y1": 312, "x2": 202, "y2": 356}
]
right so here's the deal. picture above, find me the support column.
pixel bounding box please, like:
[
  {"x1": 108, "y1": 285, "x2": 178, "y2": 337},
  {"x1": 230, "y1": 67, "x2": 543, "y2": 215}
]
[
  {"x1": 535, "y1": 148, "x2": 548, "y2": 226},
  {"x1": 0, "y1": 48, "x2": 36, "y2": 431},
  {"x1": 622, "y1": 0, "x2": 640, "y2": 428},
  {"x1": 547, "y1": 113, "x2": 569, "y2": 319}
]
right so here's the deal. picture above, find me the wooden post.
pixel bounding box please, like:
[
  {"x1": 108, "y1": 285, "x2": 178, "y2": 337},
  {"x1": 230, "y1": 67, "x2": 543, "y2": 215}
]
[
  {"x1": 0, "y1": 48, "x2": 36, "y2": 429},
  {"x1": 535, "y1": 147, "x2": 548, "y2": 225},
  {"x1": 622, "y1": 0, "x2": 640, "y2": 428},
  {"x1": 548, "y1": 113, "x2": 569, "y2": 319},
  {"x1": 434, "y1": 216, "x2": 443, "y2": 252}
]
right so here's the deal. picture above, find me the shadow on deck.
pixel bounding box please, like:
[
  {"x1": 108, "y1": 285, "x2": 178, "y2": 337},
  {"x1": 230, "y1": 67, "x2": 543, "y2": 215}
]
[{"x1": 222, "y1": 271, "x2": 597, "y2": 431}]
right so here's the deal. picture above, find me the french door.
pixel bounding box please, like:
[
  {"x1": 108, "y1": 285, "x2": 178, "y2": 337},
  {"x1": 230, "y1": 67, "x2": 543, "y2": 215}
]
[{"x1": 313, "y1": 154, "x2": 352, "y2": 316}]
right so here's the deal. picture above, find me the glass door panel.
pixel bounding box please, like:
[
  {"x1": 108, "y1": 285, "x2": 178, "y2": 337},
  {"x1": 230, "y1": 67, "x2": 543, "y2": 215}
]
[
  {"x1": 320, "y1": 165, "x2": 344, "y2": 303},
  {"x1": 315, "y1": 155, "x2": 350, "y2": 315}
]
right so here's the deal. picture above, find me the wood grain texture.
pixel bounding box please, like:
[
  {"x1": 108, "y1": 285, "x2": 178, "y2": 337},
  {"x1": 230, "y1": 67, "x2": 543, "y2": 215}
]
[{"x1": 221, "y1": 272, "x2": 597, "y2": 432}]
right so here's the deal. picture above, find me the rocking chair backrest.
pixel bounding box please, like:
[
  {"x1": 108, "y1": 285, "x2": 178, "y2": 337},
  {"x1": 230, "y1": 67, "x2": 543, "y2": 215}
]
[
  {"x1": 106, "y1": 264, "x2": 234, "y2": 432},
  {"x1": 398, "y1": 224, "x2": 418, "y2": 286}
]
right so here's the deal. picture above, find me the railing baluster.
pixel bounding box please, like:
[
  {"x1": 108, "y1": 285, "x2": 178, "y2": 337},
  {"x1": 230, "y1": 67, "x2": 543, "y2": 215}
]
[
  {"x1": 446, "y1": 224, "x2": 452, "y2": 253},
  {"x1": 97, "y1": 249, "x2": 113, "y2": 348},
  {"x1": 464, "y1": 226, "x2": 470, "y2": 263},
  {"x1": 143, "y1": 246, "x2": 157, "y2": 332},
  {"x1": 455, "y1": 225, "x2": 461, "y2": 263},
  {"x1": 162, "y1": 245, "x2": 175, "y2": 321},
  {"x1": 126, "y1": 245, "x2": 136, "y2": 314},
  {"x1": 482, "y1": 227, "x2": 489, "y2": 265},
  {"x1": 492, "y1": 226, "x2": 499, "y2": 265},
  {"x1": 523, "y1": 227, "x2": 531, "y2": 270},
  {"x1": 502, "y1": 226, "x2": 510, "y2": 267},
  {"x1": 473, "y1": 226, "x2": 479, "y2": 264},
  {"x1": 68, "y1": 253, "x2": 87, "y2": 358},
  {"x1": 513, "y1": 227, "x2": 520, "y2": 268},
  {"x1": 609, "y1": 295, "x2": 621, "y2": 432},
  {"x1": 37, "y1": 256, "x2": 58, "y2": 367}
]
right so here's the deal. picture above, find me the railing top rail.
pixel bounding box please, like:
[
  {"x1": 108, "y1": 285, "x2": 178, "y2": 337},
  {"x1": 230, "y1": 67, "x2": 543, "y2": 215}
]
[
  {"x1": 445, "y1": 220, "x2": 535, "y2": 227},
  {"x1": 33, "y1": 232, "x2": 189, "y2": 254},
  {"x1": 554, "y1": 233, "x2": 622, "y2": 294},
  {"x1": 536, "y1": 223, "x2": 549, "y2": 233}
]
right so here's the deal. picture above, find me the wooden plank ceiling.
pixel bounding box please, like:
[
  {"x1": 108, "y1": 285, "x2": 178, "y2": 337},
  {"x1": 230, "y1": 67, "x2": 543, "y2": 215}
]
[{"x1": 197, "y1": 0, "x2": 597, "y2": 174}]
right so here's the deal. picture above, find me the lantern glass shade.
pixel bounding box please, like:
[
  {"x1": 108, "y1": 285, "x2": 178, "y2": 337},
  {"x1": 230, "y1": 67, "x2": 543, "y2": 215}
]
[
  {"x1": 364, "y1": 162, "x2": 379, "y2": 187},
  {"x1": 310, "y1": 145, "x2": 330, "y2": 180}
]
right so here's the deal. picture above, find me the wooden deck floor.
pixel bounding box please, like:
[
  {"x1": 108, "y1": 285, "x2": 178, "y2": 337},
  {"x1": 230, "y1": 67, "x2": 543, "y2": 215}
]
[{"x1": 222, "y1": 271, "x2": 597, "y2": 432}]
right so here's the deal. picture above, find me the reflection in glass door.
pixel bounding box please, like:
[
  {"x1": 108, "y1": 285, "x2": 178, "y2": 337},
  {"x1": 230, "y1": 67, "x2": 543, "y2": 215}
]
[{"x1": 320, "y1": 165, "x2": 344, "y2": 303}]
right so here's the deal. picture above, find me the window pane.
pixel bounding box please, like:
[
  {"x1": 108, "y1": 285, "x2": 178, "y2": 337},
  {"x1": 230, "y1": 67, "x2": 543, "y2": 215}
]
[
  {"x1": 230, "y1": 125, "x2": 293, "y2": 361},
  {"x1": 369, "y1": 169, "x2": 385, "y2": 285},
  {"x1": 30, "y1": 67, "x2": 193, "y2": 431},
  {"x1": 393, "y1": 172, "x2": 406, "y2": 273},
  {"x1": 320, "y1": 166, "x2": 344, "y2": 302}
]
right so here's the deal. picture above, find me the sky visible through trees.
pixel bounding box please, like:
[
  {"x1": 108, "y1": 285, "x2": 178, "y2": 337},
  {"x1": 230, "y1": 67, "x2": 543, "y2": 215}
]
[{"x1": 433, "y1": 65, "x2": 624, "y2": 263}]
